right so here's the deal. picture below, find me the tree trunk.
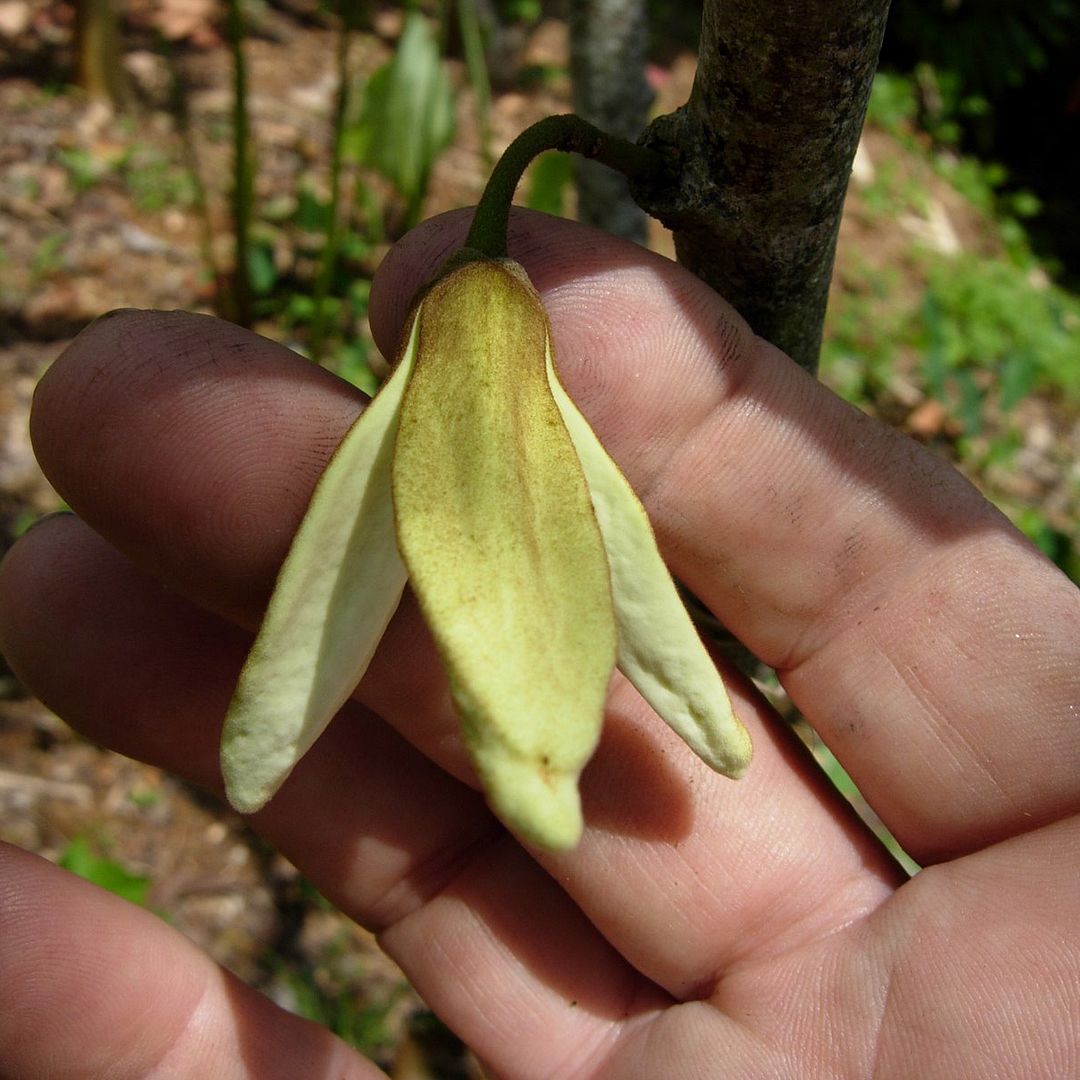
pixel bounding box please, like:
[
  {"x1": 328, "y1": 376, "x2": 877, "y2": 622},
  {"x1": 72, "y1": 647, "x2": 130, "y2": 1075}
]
[
  {"x1": 569, "y1": 0, "x2": 653, "y2": 244},
  {"x1": 636, "y1": 0, "x2": 891, "y2": 372}
]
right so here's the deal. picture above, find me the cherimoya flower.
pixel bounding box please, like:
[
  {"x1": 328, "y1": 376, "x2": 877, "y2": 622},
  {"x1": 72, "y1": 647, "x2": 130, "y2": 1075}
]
[{"x1": 221, "y1": 254, "x2": 751, "y2": 850}]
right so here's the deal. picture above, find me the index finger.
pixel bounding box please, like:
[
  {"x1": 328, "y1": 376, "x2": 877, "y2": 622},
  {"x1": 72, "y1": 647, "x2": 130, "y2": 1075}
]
[{"x1": 370, "y1": 209, "x2": 1080, "y2": 865}]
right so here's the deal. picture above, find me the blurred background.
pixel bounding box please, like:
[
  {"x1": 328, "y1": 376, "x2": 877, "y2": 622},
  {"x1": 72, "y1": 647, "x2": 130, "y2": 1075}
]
[{"x1": 0, "y1": 1, "x2": 1077, "y2": 1074}]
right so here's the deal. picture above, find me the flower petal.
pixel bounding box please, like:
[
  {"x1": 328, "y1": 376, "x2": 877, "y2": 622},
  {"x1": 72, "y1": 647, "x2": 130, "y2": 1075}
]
[
  {"x1": 548, "y1": 349, "x2": 753, "y2": 779},
  {"x1": 220, "y1": 320, "x2": 419, "y2": 814},
  {"x1": 392, "y1": 261, "x2": 617, "y2": 850}
]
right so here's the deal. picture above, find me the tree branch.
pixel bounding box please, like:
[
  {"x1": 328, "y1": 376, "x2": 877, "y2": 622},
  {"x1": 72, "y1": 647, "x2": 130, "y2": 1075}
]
[{"x1": 635, "y1": 0, "x2": 891, "y2": 372}]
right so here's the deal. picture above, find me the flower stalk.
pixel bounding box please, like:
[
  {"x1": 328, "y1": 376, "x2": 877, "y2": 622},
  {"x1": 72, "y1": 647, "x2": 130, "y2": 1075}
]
[{"x1": 465, "y1": 114, "x2": 667, "y2": 259}]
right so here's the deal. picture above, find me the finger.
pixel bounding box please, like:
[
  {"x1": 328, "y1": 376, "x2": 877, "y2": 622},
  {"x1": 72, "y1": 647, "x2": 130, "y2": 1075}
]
[
  {"x1": 369, "y1": 210, "x2": 1080, "y2": 864},
  {"x1": 0, "y1": 514, "x2": 682, "y2": 1073},
  {"x1": 0, "y1": 515, "x2": 493, "y2": 918},
  {"x1": 29, "y1": 308, "x2": 364, "y2": 623},
  {"x1": 1, "y1": 514, "x2": 896, "y2": 1006},
  {"x1": 0, "y1": 842, "x2": 384, "y2": 1079},
  {"x1": 4, "y1": 530, "x2": 1076, "y2": 1080}
]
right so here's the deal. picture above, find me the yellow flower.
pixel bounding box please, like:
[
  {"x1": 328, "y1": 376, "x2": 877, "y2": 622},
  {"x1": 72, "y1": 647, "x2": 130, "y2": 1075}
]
[{"x1": 221, "y1": 255, "x2": 751, "y2": 850}]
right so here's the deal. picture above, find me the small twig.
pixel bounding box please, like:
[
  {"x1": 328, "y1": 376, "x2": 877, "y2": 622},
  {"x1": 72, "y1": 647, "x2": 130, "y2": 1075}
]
[{"x1": 225, "y1": 0, "x2": 254, "y2": 326}]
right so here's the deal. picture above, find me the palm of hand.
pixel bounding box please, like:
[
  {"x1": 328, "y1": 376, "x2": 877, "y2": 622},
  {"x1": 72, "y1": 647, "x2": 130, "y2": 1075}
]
[{"x1": 0, "y1": 213, "x2": 1076, "y2": 1079}]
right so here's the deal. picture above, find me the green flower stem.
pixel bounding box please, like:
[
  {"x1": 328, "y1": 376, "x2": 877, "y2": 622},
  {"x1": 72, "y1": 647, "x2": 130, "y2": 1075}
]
[{"x1": 465, "y1": 114, "x2": 665, "y2": 259}]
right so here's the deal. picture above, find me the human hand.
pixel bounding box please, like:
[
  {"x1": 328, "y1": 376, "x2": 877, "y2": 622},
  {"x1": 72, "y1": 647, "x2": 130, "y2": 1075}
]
[{"x1": 1, "y1": 211, "x2": 1077, "y2": 1079}]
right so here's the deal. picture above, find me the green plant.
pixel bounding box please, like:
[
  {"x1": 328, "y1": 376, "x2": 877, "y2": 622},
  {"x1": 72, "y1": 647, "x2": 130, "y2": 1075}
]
[
  {"x1": 31, "y1": 232, "x2": 67, "y2": 283},
  {"x1": 859, "y1": 157, "x2": 904, "y2": 217},
  {"x1": 1012, "y1": 507, "x2": 1080, "y2": 584},
  {"x1": 162, "y1": 34, "x2": 222, "y2": 297},
  {"x1": 865, "y1": 71, "x2": 919, "y2": 136},
  {"x1": 55, "y1": 146, "x2": 116, "y2": 192},
  {"x1": 224, "y1": 0, "x2": 255, "y2": 326},
  {"x1": 916, "y1": 256, "x2": 1080, "y2": 425},
  {"x1": 74, "y1": 0, "x2": 131, "y2": 106},
  {"x1": 495, "y1": 0, "x2": 541, "y2": 22},
  {"x1": 354, "y1": 12, "x2": 456, "y2": 229},
  {"x1": 332, "y1": 339, "x2": 379, "y2": 395},
  {"x1": 122, "y1": 146, "x2": 197, "y2": 212},
  {"x1": 245, "y1": 233, "x2": 279, "y2": 300},
  {"x1": 270, "y1": 953, "x2": 405, "y2": 1057},
  {"x1": 453, "y1": 0, "x2": 493, "y2": 164},
  {"x1": 527, "y1": 151, "x2": 572, "y2": 215},
  {"x1": 332, "y1": 278, "x2": 380, "y2": 393},
  {"x1": 126, "y1": 786, "x2": 163, "y2": 809},
  {"x1": 309, "y1": 0, "x2": 362, "y2": 364},
  {"x1": 304, "y1": 984, "x2": 395, "y2": 1055},
  {"x1": 59, "y1": 835, "x2": 151, "y2": 906},
  {"x1": 821, "y1": 263, "x2": 908, "y2": 406}
]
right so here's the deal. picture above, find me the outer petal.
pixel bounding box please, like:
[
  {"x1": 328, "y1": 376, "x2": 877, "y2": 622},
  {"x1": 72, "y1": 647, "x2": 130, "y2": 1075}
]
[
  {"x1": 220, "y1": 320, "x2": 418, "y2": 813},
  {"x1": 392, "y1": 261, "x2": 617, "y2": 851},
  {"x1": 548, "y1": 349, "x2": 753, "y2": 779}
]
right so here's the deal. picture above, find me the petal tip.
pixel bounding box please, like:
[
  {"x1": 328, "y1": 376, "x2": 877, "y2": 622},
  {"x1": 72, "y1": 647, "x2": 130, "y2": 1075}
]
[
  {"x1": 713, "y1": 728, "x2": 753, "y2": 780},
  {"x1": 219, "y1": 723, "x2": 290, "y2": 816},
  {"x1": 478, "y1": 751, "x2": 585, "y2": 852},
  {"x1": 220, "y1": 765, "x2": 274, "y2": 817}
]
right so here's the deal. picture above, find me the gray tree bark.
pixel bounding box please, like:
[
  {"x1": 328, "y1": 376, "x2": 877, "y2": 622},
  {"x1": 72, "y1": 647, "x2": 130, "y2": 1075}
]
[
  {"x1": 636, "y1": 0, "x2": 892, "y2": 372},
  {"x1": 569, "y1": 0, "x2": 653, "y2": 244}
]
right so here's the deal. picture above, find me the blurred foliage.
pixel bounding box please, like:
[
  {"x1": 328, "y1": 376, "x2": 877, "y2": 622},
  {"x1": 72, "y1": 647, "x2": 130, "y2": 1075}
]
[
  {"x1": 353, "y1": 12, "x2": 456, "y2": 229},
  {"x1": 1014, "y1": 507, "x2": 1080, "y2": 582},
  {"x1": 878, "y1": 1, "x2": 1080, "y2": 283},
  {"x1": 493, "y1": 0, "x2": 542, "y2": 24},
  {"x1": 272, "y1": 954, "x2": 404, "y2": 1060},
  {"x1": 864, "y1": 70, "x2": 921, "y2": 138},
  {"x1": 60, "y1": 834, "x2": 152, "y2": 907},
  {"x1": 827, "y1": 108, "x2": 1080, "y2": 426},
  {"x1": 526, "y1": 150, "x2": 572, "y2": 215},
  {"x1": 455, "y1": 0, "x2": 494, "y2": 162},
  {"x1": 155, "y1": 5, "x2": 462, "y2": 384},
  {"x1": 828, "y1": 63, "x2": 1080, "y2": 583},
  {"x1": 223, "y1": 0, "x2": 255, "y2": 325},
  {"x1": 918, "y1": 256, "x2": 1080, "y2": 414},
  {"x1": 885, "y1": 0, "x2": 1079, "y2": 99}
]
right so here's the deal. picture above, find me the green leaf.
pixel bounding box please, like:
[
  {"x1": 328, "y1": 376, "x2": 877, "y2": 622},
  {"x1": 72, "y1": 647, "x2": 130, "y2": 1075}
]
[
  {"x1": 247, "y1": 241, "x2": 278, "y2": 295},
  {"x1": 60, "y1": 836, "x2": 151, "y2": 906},
  {"x1": 527, "y1": 152, "x2": 571, "y2": 216},
  {"x1": 919, "y1": 291, "x2": 950, "y2": 399},
  {"x1": 334, "y1": 339, "x2": 379, "y2": 395},
  {"x1": 955, "y1": 368, "x2": 984, "y2": 435},
  {"x1": 1000, "y1": 350, "x2": 1036, "y2": 413},
  {"x1": 356, "y1": 14, "x2": 455, "y2": 219},
  {"x1": 295, "y1": 188, "x2": 332, "y2": 231}
]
